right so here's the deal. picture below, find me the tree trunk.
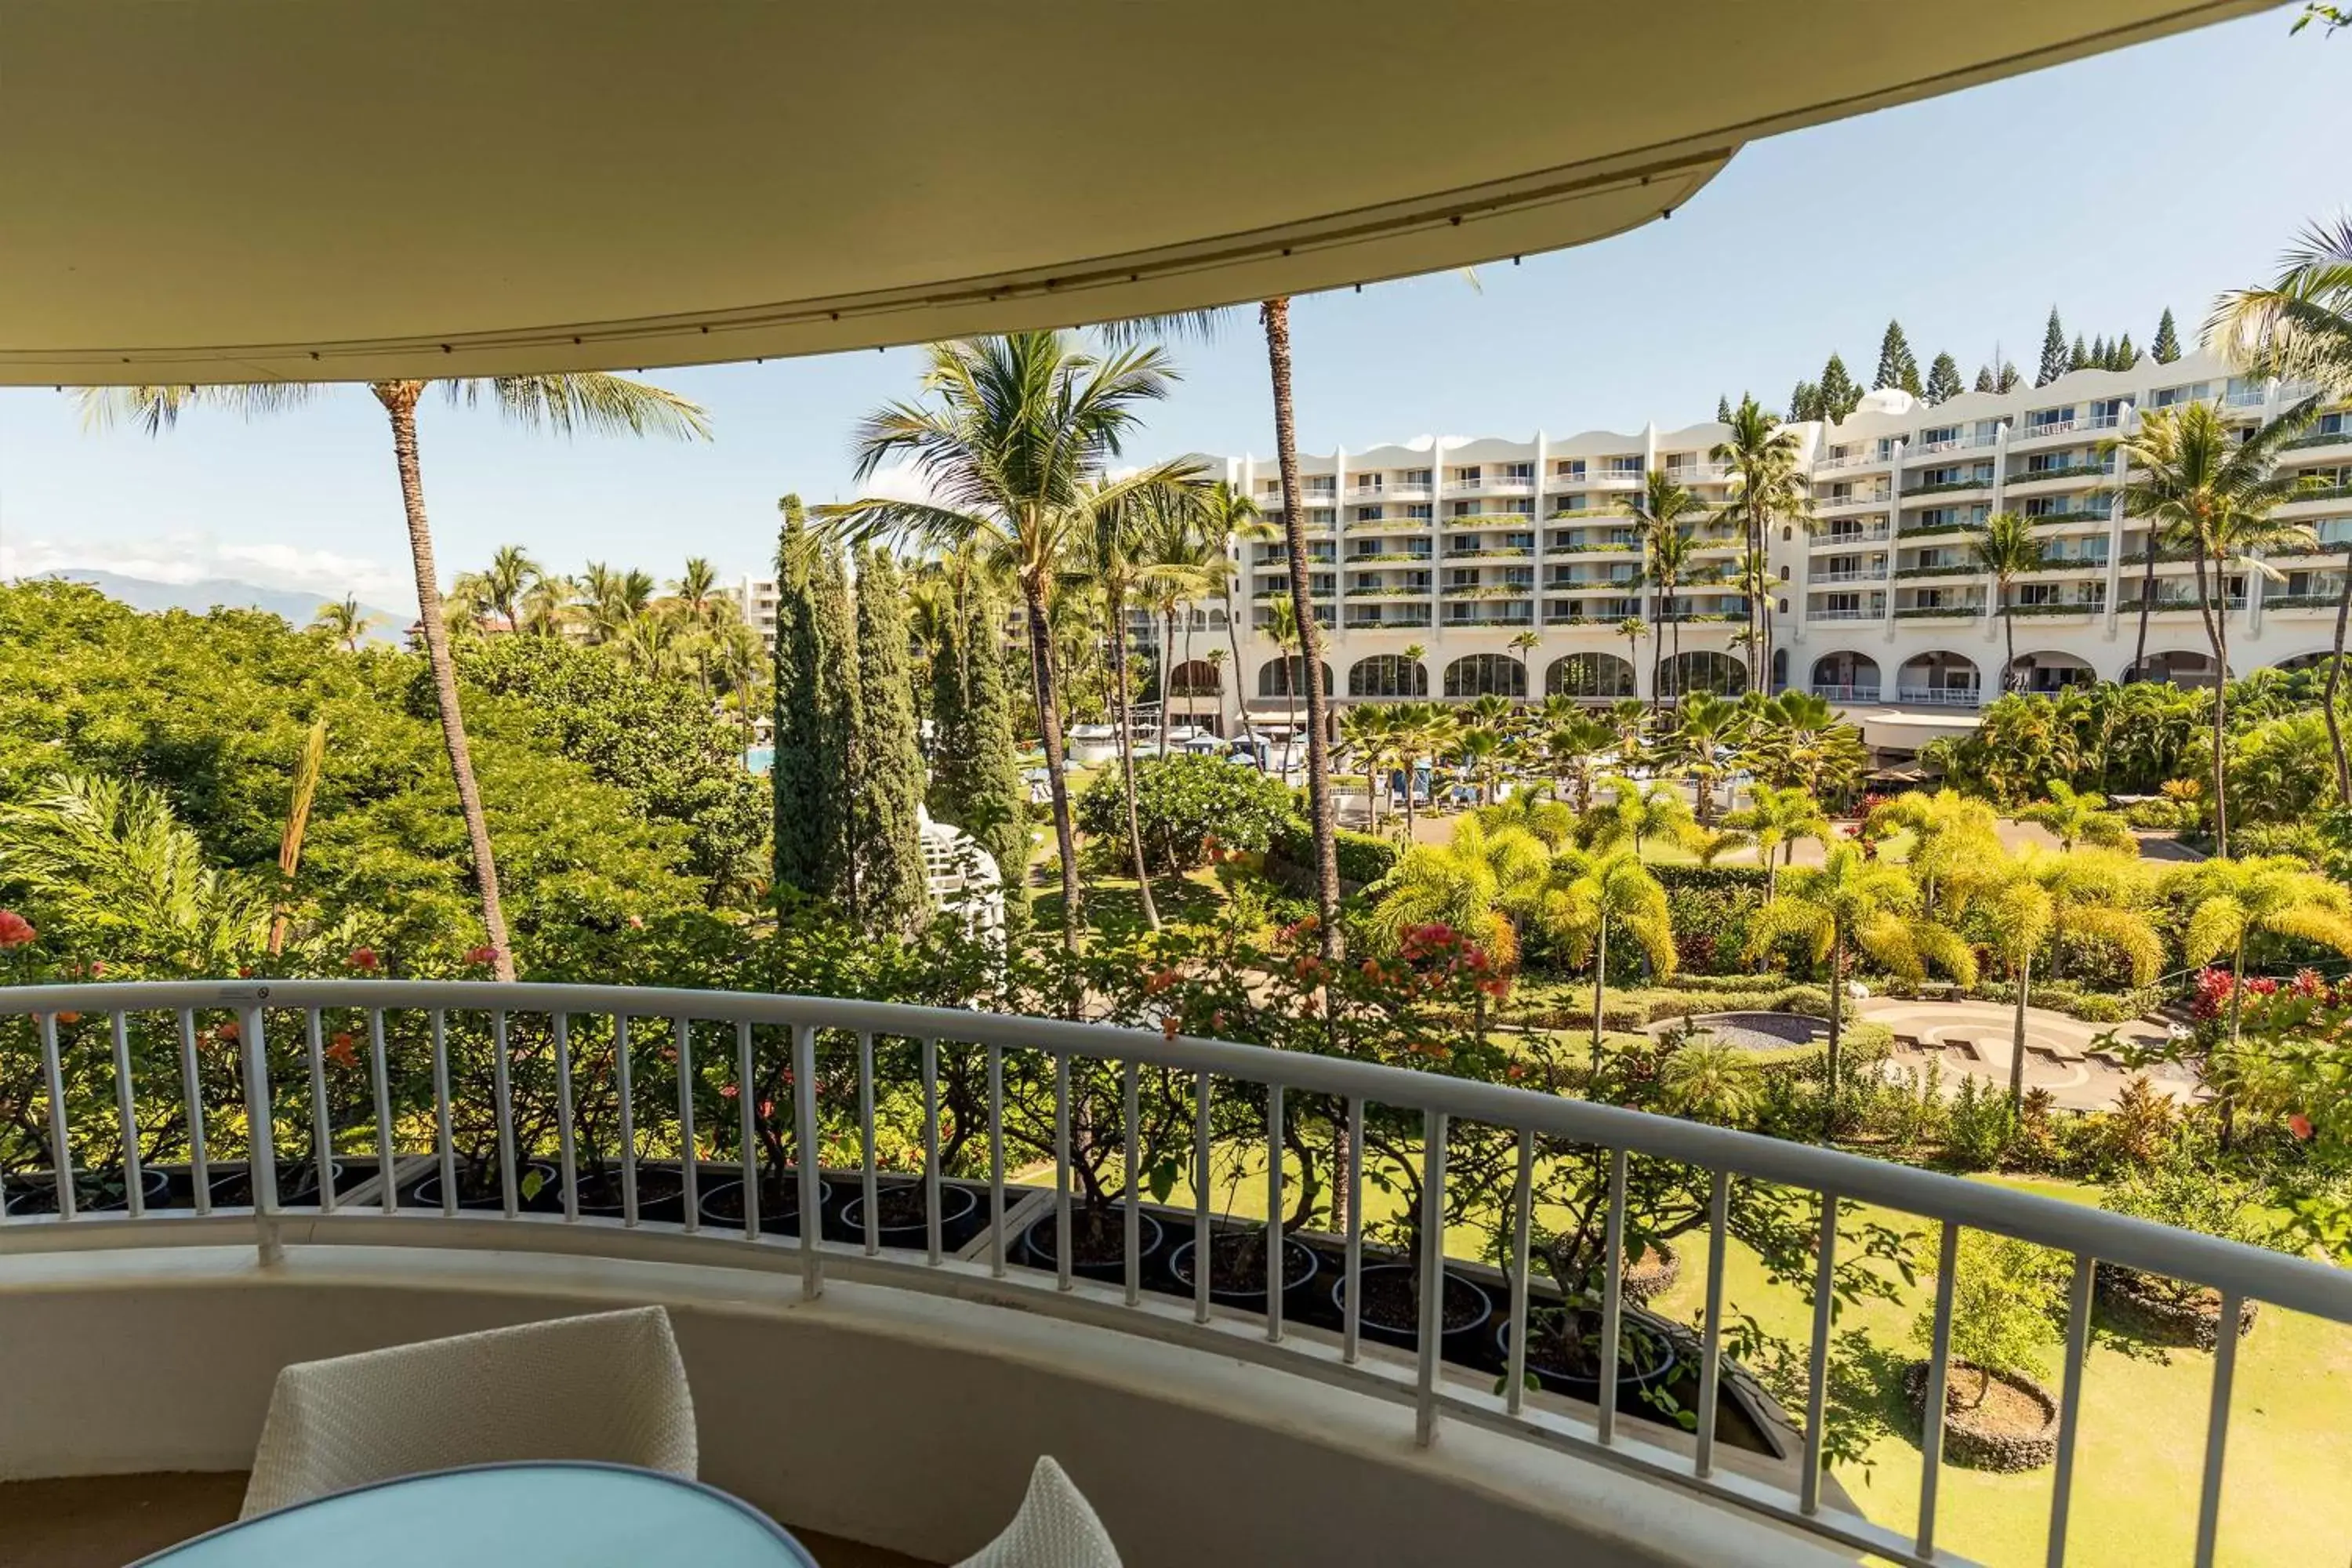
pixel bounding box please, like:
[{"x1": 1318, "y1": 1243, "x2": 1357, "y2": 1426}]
[
  {"x1": 1157, "y1": 609, "x2": 1174, "y2": 761},
  {"x1": 1590, "y1": 912, "x2": 1610, "y2": 1068},
  {"x1": 2196, "y1": 550, "x2": 2230, "y2": 857},
  {"x1": 1824, "y1": 935, "x2": 1845, "y2": 1142},
  {"x1": 1107, "y1": 586, "x2": 1160, "y2": 931},
  {"x1": 2008, "y1": 947, "x2": 2031, "y2": 1109},
  {"x1": 1263, "y1": 297, "x2": 1344, "y2": 962},
  {"x1": 2132, "y1": 544, "x2": 2157, "y2": 681},
  {"x1": 2001, "y1": 586, "x2": 2016, "y2": 692},
  {"x1": 377, "y1": 383, "x2": 515, "y2": 982},
  {"x1": 1403, "y1": 751, "x2": 1418, "y2": 842},
  {"x1": 1022, "y1": 582, "x2": 1085, "y2": 953},
  {"x1": 1651, "y1": 585, "x2": 1666, "y2": 715},
  {"x1": 1225, "y1": 610, "x2": 1254, "y2": 753},
  {"x1": 2327, "y1": 562, "x2": 2352, "y2": 804}
]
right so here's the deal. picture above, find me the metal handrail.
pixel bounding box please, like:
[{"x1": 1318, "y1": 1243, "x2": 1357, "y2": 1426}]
[{"x1": 5, "y1": 978, "x2": 2347, "y2": 1568}]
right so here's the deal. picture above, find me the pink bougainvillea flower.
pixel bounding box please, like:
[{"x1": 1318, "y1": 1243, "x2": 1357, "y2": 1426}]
[
  {"x1": 757, "y1": 1098, "x2": 775, "y2": 1119},
  {"x1": 2289, "y1": 1112, "x2": 2314, "y2": 1142},
  {"x1": 0, "y1": 910, "x2": 35, "y2": 949},
  {"x1": 88, "y1": 960, "x2": 105, "y2": 977},
  {"x1": 720, "y1": 1083, "x2": 739, "y2": 1100},
  {"x1": 348, "y1": 947, "x2": 379, "y2": 971}
]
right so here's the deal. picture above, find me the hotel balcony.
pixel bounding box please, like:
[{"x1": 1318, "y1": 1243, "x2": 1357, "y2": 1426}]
[
  {"x1": 1813, "y1": 522, "x2": 1892, "y2": 546},
  {"x1": 1813, "y1": 492, "x2": 1892, "y2": 514}
]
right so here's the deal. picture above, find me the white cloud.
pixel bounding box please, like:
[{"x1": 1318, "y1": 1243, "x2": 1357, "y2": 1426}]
[
  {"x1": 858, "y1": 459, "x2": 946, "y2": 510},
  {"x1": 1, "y1": 529, "x2": 412, "y2": 611}
]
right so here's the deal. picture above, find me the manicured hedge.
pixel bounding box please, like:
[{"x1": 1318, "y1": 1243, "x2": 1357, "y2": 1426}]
[{"x1": 1268, "y1": 815, "x2": 1402, "y2": 891}]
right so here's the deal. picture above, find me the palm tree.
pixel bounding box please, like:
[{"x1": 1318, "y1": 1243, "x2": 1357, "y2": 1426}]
[
  {"x1": 1387, "y1": 702, "x2": 1453, "y2": 842},
  {"x1": 1195, "y1": 480, "x2": 1272, "y2": 756},
  {"x1": 2021, "y1": 780, "x2": 2136, "y2": 852},
  {"x1": 1544, "y1": 713, "x2": 1614, "y2": 812},
  {"x1": 1508, "y1": 629, "x2": 1542, "y2": 699},
  {"x1": 1453, "y1": 726, "x2": 1507, "y2": 808},
  {"x1": 1582, "y1": 777, "x2": 1697, "y2": 862},
  {"x1": 1988, "y1": 851, "x2": 2164, "y2": 1108},
  {"x1": 1081, "y1": 481, "x2": 1184, "y2": 929},
  {"x1": 1339, "y1": 703, "x2": 1399, "y2": 830},
  {"x1": 80, "y1": 374, "x2": 709, "y2": 981},
  {"x1": 1969, "y1": 511, "x2": 2042, "y2": 692},
  {"x1": 1669, "y1": 691, "x2": 1740, "y2": 826},
  {"x1": 1626, "y1": 469, "x2": 1709, "y2": 709},
  {"x1": 519, "y1": 572, "x2": 580, "y2": 638},
  {"x1": 1712, "y1": 397, "x2": 1812, "y2": 690},
  {"x1": 1614, "y1": 616, "x2": 1650, "y2": 699},
  {"x1": 310, "y1": 595, "x2": 376, "y2": 652},
  {"x1": 1261, "y1": 591, "x2": 1305, "y2": 777},
  {"x1": 1138, "y1": 496, "x2": 1223, "y2": 760},
  {"x1": 2112, "y1": 399, "x2": 2319, "y2": 853},
  {"x1": 2175, "y1": 855, "x2": 2352, "y2": 1052},
  {"x1": 1557, "y1": 850, "x2": 1675, "y2": 1065},
  {"x1": 481, "y1": 544, "x2": 543, "y2": 630},
  {"x1": 2211, "y1": 217, "x2": 2352, "y2": 801},
  {"x1": 1659, "y1": 1038, "x2": 1766, "y2": 1125},
  {"x1": 815, "y1": 332, "x2": 1194, "y2": 948},
  {"x1": 1748, "y1": 846, "x2": 1976, "y2": 1137},
  {"x1": 1720, "y1": 784, "x2": 1831, "y2": 898}
]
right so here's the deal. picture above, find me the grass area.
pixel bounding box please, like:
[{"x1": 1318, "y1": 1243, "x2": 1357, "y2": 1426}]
[{"x1": 1033, "y1": 865, "x2": 1230, "y2": 944}]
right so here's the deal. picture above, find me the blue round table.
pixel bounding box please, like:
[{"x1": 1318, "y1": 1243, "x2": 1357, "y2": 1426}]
[{"x1": 133, "y1": 1461, "x2": 820, "y2": 1566}]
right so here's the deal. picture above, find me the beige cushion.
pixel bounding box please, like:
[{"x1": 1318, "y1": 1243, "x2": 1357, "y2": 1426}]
[
  {"x1": 240, "y1": 1306, "x2": 695, "y2": 1519},
  {"x1": 957, "y1": 1457, "x2": 1121, "y2": 1568}
]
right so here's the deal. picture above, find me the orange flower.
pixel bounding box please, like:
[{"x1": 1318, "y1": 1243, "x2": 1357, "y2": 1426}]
[
  {"x1": 0, "y1": 909, "x2": 35, "y2": 949},
  {"x1": 54, "y1": 1011, "x2": 82, "y2": 1025},
  {"x1": 1161, "y1": 1014, "x2": 1181, "y2": 1043},
  {"x1": 2289, "y1": 1112, "x2": 2315, "y2": 1141},
  {"x1": 325, "y1": 1033, "x2": 359, "y2": 1069},
  {"x1": 348, "y1": 947, "x2": 379, "y2": 971},
  {"x1": 217, "y1": 1019, "x2": 241, "y2": 1043}
]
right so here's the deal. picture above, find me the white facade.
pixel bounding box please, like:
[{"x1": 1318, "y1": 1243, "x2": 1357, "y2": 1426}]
[
  {"x1": 736, "y1": 573, "x2": 781, "y2": 652},
  {"x1": 1167, "y1": 350, "x2": 2352, "y2": 747}
]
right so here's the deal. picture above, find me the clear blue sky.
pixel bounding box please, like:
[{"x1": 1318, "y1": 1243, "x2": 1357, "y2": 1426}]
[{"x1": 1, "y1": 9, "x2": 2344, "y2": 615}]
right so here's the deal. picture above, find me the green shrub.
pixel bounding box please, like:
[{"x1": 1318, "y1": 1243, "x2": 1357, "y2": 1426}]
[
  {"x1": 2124, "y1": 798, "x2": 2191, "y2": 830},
  {"x1": 1914, "y1": 1231, "x2": 2067, "y2": 1396},
  {"x1": 1268, "y1": 815, "x2": 1400, "y2": 889},
  {"x1": 1078, "y1": 754, "x2": 1294, "y2": 871},
  {"x1": 1943, "y1": 1076, "x2": 2018, "y2": 1171}
]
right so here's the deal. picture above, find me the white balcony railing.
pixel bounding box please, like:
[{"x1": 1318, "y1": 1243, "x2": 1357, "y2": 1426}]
[
  {"x1": 1809, "y1": 569, "x2": 1887, "y2": 585},
  {"x1": 1805, "y1": 607, "x2": 1882, "y2": 621},
  {"x1": 1814, "y1": 450, "x2": 1888, "y2": 471},
  {"x1": 1815, "y1": 523, "x2": 1893, "y2": 545},
  {"x1": 1809, "y1": 684, "x2": 1882, "y2": 702},
  {"x1": 1894, "y1": 684, "x2": 1984, "y2": 706},
  {"x1": 9, "y1": 978, "x2": 2352, "y2": 1568},
  {"x1": 1912, "y1": 434, "x2": 1991, "y2": 456},
  {"x1": 1814, "y1": 493, "x2": 1890, "y2": 512},
  {"x1": 2016, "y1": 418, "x2": 2078, "y2": 441}
]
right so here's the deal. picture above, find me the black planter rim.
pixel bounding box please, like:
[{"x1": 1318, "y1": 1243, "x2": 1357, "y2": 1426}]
[
  {"x1": 1020, "y1": 1207, "x2": 1167, "y2": 1269},
  {"x1": 1497, "y1": 1307, "x2": 1679, "y2": 1391},
  {"x1": 694, "y1": 1172, "x2": 829, "y2": 1225},
  {"x1": 411, "y1": 1159, "x2": 562, "y2": 1210},
  {"x1": 837, "y1": 1180, "x2": 979, "y2": 1235},
  {"x1": 208, "y1": 1156, "x2": 348, "y2": 1200},
  {"x1": 1332, "y1": 1261, "x2": 1494, "y2": 1338},
  {"x1": 3, "y1": 1166, "x2": 174, "y2": 1215},
  {"x1": 1165, "y1": 1232, "x2": 1321, "y2": 1299}
]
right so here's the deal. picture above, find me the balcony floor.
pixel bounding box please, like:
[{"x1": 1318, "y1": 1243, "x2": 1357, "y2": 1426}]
[{"x1": 0, "y1": 1473, "x2": 935, "y2": 1568}]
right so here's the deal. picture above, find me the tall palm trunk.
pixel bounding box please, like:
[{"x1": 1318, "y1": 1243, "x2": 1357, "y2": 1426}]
[
  {"x1": 378, "y1": 382, "x2": 515, "y2": 981},
  {"x1": 1589, "y1": 912, "x2": 1610, "y2": 1067},
  {"x1": 1158, "y1": 608, "x2": 1175, "y2": 760},
  {"x1": 2326, "y1": 564, "x2": 2352, "y2": 804},
  {"x1": 1824, "y1": 934, "x2": 1846, "y2": 1142},
  {"x1": 1263, "y1": 297, "x2": 1343, "y2": 962},
  {"x1": 1401, "y1": 746, "x2": 1419, "y2": 841},
  {"x1": 1650, "y1": 579, "x2": 1667, "y2": 714},
  {"x1": 2193, "y1": 547, "x2": 2230, "y2": 856},
  {"x1": 2132, "y1": 544, "x2": 2157, "y2": 681},
  {"x1": 1022, "y1": 582, "x2": 1084, "y2": 954},
  {"x1": 1107, "y1": 585, "x2": 1161, "y2": 931},
  {"x1": 1999, "y1": 578, "x2": 2017, "y2": 692},
  {"x1": 2007, "y1": 948, "x2": 2031, "y2": 1110},
  {"x1": 1225, "y1": 608, "x2": 1254, "y2": 751}
]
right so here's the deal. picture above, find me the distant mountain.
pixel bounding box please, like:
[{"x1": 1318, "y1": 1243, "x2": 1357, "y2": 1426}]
[{"x1": 40, "y1": 571, "x2": 408, "y2": 645}]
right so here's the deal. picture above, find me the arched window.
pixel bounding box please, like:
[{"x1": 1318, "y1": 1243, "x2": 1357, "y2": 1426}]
[
  {"x1": 1543, "y1": 652, "x2": 1636, "y2": 698},
  {"x1": 1256, "y1": 657, "x2": 1332, "y2": 697},
  {"x1": 1442, "y1": 652, "x2": 1527, "y2": 699},
  {"x1": 1660, "y1": 650, "x2": 1747, "y2": 698},
  {"x1": 1167, "y1": 659, "x2": 1221, "y2": 696},
  {"x1": 1348, "y1": 655, "x2": 1428, "y2": 699}
]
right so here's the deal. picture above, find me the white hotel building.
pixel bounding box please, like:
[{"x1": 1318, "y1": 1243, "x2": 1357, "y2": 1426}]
[{"x1": 1165, "y1": 349, "x2": 2352, "y2": 757}]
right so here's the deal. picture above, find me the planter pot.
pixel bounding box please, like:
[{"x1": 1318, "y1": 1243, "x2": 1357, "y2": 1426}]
[
  {"x1": 411, "y1": 1160, "x2": 561, "y2": 1214},
  {"x1": 1904, "y1": 1359, "x2": 2060, "y2": 1472},
  {"x1": 1332, "y1": 1262, "x2": 1494, "y2": 1352},
  {"x1": 2094, "y1": 1264, "x2": 2259, "y2": 1351},
  {"x1": 837, "y1": 1181, "x2": 978, "y2": 1244},
  {"x1": 1621, "y1": 1243, "x2": 1682, "y2": 1306},
  {"x1": 573, "y1": 1163, "x2": 688, "y2": 1222},
  {"x1": 209, "y1": 1159, "x2": 347, "y2": 1209},
  {"x1": 697, "y1": 1171, "x2": 829, "y2": 1232},
  {"x1": 3, "y1": 1167, "x2": 174, "y2": 1217},
  {"x1": 1497, "y1": 1308, "x2": 1679, "y2": 1400},
  {"x1": 1021, "y1": 1208, "x2": 1167, "y2": 1281},
  {"x1": 1166, "y1": 1230, "x2": 1320, "y2": 1306}
]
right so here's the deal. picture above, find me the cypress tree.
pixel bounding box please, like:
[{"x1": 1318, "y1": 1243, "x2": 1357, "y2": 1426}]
[
  {"x1": 2153, "y1": 308, "x2": 2182, "y2": 363},
  {"x1": 1716, "y1": 394, "x2": 1733, "y2": 423},
  {"x1": 1873, "y1": 320, "x2": 1922, "y2": 394},
  {"x1": 1817, "y1": 354, "x2": 1862, "y2": 423},
  {"x1": 1998, "y1": 361, "x2": 2021, "y2": 394},
  {"x1": 1925, "y1": 353, "x2": 1964, "y2": 405},
  {"x1": 771, "y1": 495, "x2": 856, "y2": 905},
  {"x1": 2114, "y1": 332, "x2": 2138, "y2": 368},
  {"x1": 1788, "y1": 379, "x2": 1821, "y2": 423},
  {"x1": 851, "y1": 548, "x2": 931, "y2": 936},
  {"x1": 2089, "y1": 335, "x2": 2110, "y2": 370},
  {"x1": 2067, "y1": 333, "x2": 2090, "y2": 373},
  {"x1": 2036, "y1": 307, "x2": 2070, "y2": 386},
  {"x1": 1974, "y1": 364, "x2": 1997, "y2": 394},
  {"x1": 943, "y1": 586, "x2": 1030, "y2": 922}
]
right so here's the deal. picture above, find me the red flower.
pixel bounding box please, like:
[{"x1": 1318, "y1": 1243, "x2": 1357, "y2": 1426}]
[
  {"x1": 325, "y1": 1033, "x2": 359, "y2": 1069},
  {"x1": 54, "y1": 1011, "x2": 82, "y2": 1025},
  {"x1": 0, "y1": 910, "x2": 34, "y2": 950},
  {"x1": 758, "y1": 1099, "x2": 775, "y2": 1119},
  {"x1": 88, "y1": 960, "x2": 105, "y2": 977},
  {"x1": 720, "y1": 1083, "x2": 740, "y2": 1100},
  {"x1": 1143, "y1": 967, "x2": 1181, "y2": 996},
  {"x1": 236, "y1": 966, "x2": 253, "y2": 979},
  {"x1": 217, "y1": 1019, "x2": 241, "y2": 1043},
  {"x1": 2289, "y1": 1112, "x2": 2314, "y2": 1142},
  {"x1": 463, "y1": 945, "x2": 501, "y2": 968},
  {"x1": 1505, "y1": 1063, "x2": 1526, "y2": 1081},
  {"x1": 348, "y1": 947, "x2": 379, "y2": 972},
  {"x1": 1161, "y1": 1014, "x2": 1181, "y2": 1043}
]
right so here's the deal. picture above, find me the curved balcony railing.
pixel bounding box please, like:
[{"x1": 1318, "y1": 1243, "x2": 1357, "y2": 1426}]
[{"x1": 5, "y1": 981, "x2": 2351, "y2": 1568}]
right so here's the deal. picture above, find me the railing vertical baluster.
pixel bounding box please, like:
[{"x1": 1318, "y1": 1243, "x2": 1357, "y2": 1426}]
[
  {"x1": 1121, "y1": 1059, "x2": 1139, "y2": 1307},
  {"x1": 492, "y1": 1010, "x2": 518, "y2": 1220},
  {"x1": 1054, "y1": 1051, "x2": 1073, "y2": 1294},
  {"x1": 924, "y1": 1037, "x2": 943, "y2": 1268},
  {"x1": 368, "y1": 1010, "x2": 396, "y2": 1216},
  {"x1": 238, "y1": 1005, "x2": 279, "y2": 1258},
  {"x1": 554, "y1": 1013, "x2": 579, "y2": 1223},
  {"x1": 1192, "y1": 1070, "x2": 1212, "y2": 1326},
  {"x1": 2045, "y1": 1253, "x2": 2095, "y2": 1568},
  {"x1": 303, "y1": 1010, "x2": 334, "y2": 1214},
  {"x1": 2193, "y1": 1290, "x2": 2244, "y2": 1568},
  {"x1": 38, "y1": 1012, "x2": 74, "y2": 1221},
  {"x1": 1694, "y1": 1169, "x2": 1730, "y2": 1479},
  {"x1": 1504, "y1": 1130, "x2": 1533, "y2": 1417},
  {"x1": 1800, "y1": 1193, "x2": 1838, "y2": 1515},
  {"x1": 987, "y1": 1043, "x2": 1005, "y2": 1279},
  {"x1": 793, "y1": 1022, "x2": 822, "y2": 1298},
  {"x1": 1343, "y1": 1096, "x2": 1364, "y2": 1366},
  {"x1": 1414, "y1": 1110, "x2": 1449, "y2": 1448},
  {"x1": 858, "y1": 1032, "x2": 879, "y2": 1257},
  {"x1": 431, "y1": 1011, "x2": 456, "y2": 1218},
  {"x1": 1265, "y1": 1083, "x2": 1285, "y2": 1343},
  {"x1": 180, "y1": 1010, "x2": 210, "y2": 1215},
  {"x1": 1918, "y1": 1221, "x2": 1961, "y2": 1559},
  {"x1": 735, "y1": 1020, "x2": 759, "y2": 1243},
  {"x1": 1597, "y1": 1148, "x2": 1628, "y2": 1446},
  {"x1": 109, "y1": 1014, "x2": 144, "y2": 1220},
  {"x1": 615, "y1": 1014, "x2": 639, "y2": 1228},
  {"x1": 673, "y1": 1015, "x2": 698, "y2": 1235}
]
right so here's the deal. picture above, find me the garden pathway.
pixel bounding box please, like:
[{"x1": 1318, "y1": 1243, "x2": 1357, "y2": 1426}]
[{"x1": 1853, "y1": 997, "x2": 2206, "y2": 1112}]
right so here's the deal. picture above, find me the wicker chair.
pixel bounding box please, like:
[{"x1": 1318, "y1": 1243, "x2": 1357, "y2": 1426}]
[
  {"x1": 957, "y1": 1457, "x2": 1122, "y2": 1568},
  {"x1": 241, "y1": 1306, "x2": 695, "y2": 1519}
]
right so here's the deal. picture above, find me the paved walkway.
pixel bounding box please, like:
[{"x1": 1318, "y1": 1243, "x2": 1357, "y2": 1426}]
[{"x1": 1854, "y1": 997, "x2": 2205, "y2": 1111}]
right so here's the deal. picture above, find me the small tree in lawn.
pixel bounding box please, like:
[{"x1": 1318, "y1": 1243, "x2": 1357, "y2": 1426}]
[{"x1": 1912, "y1": 1230, "x2": 2066, "y2": 1409}]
